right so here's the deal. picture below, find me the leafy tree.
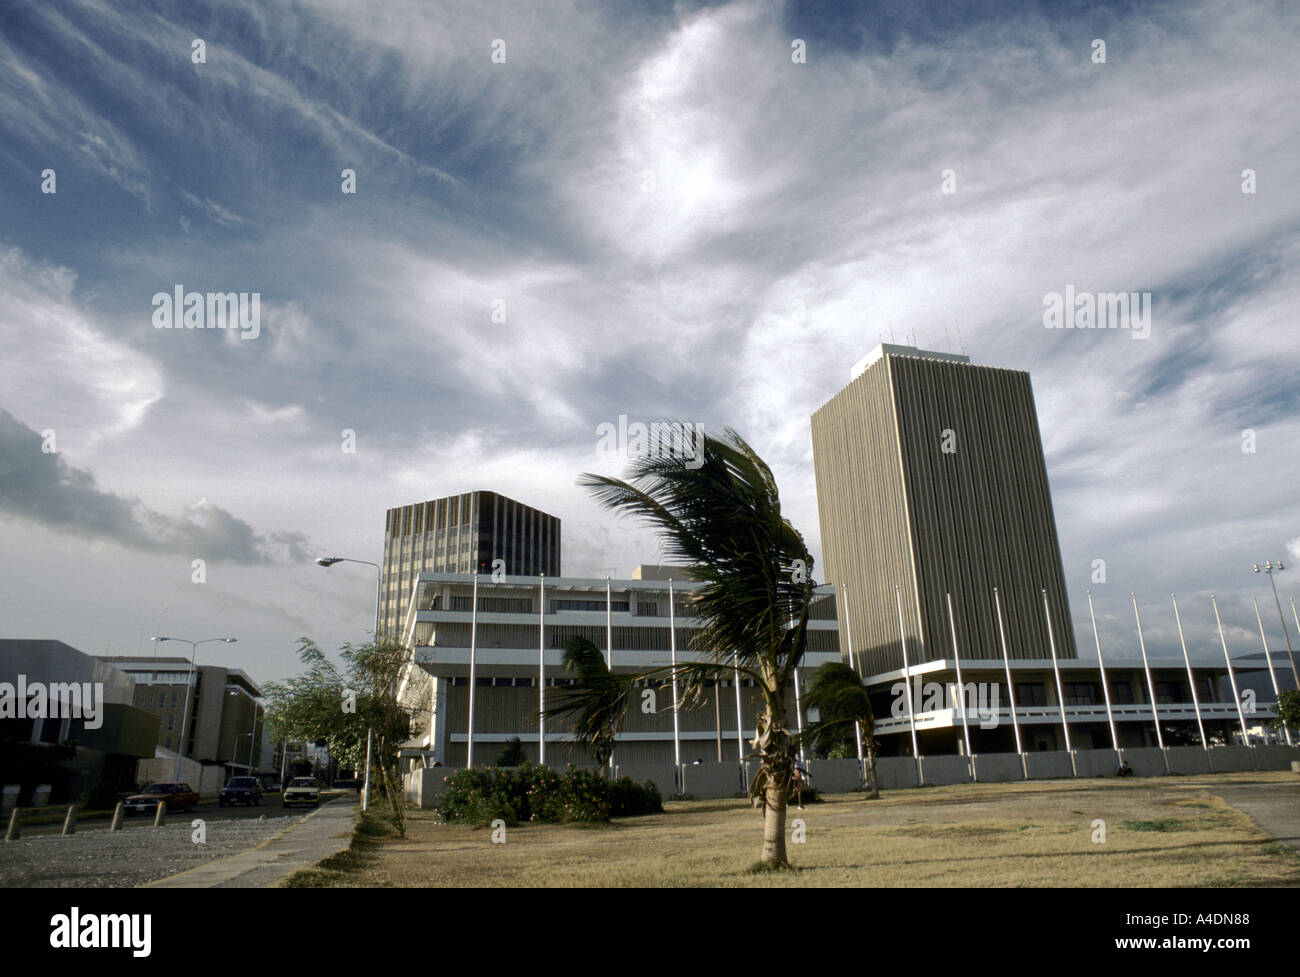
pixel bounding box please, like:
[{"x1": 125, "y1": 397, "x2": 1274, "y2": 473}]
[
  {"x1": 263, "y1": 636, "x2": 414, "y2": 835},
  {"x1": 496, "y1": 736, "x2": 527, "y2": 767},
  {"x1": 1271, "y1": 689, "x2": 1300, "y2": 731},
  {"x1": 800, "y1": 662, "x2": 879, "y2": 799},
  {"x1": 543, "y1": 636, "x2": 636, "y2": 772},
  {"x1": 577, "y1": 426, "x2": 819, "y2": 870}
]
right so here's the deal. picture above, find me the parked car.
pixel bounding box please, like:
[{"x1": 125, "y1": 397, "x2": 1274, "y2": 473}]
[
  {"x1": 124, "y1": 782, "x2": 199, "y2": 815},
  {"x1": 218, "y1": 776, "x2": 263, "y2": 807},
  {"x1": 282, "y1": 777, "x2": 320, "y2": 808}
]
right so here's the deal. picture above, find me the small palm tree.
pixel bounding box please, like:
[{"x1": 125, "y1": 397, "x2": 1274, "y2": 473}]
[
  {"x1": 578, "y1": 426, "x2": 818, "y2": 869},
  {"x1": 801, "y1": 662, "x2": 879, "y2": 799},
  {"x1": 543, "y1": 635, "x2": 636, "y2": 772}
]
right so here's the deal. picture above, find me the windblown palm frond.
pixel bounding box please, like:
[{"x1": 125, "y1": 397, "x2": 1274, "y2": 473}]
[
  {"x1": 799, "y1": 661, "x2": 880, "y2": 799},
  {"x1": 800, "y1": 662, "x2": 874, "y2": 752},
  {"x1": 541, "y1": 636, "x2": 636, "y2": 768},
  {"x1": 577, "y1": 425, "x2": 822, "y2": 865}
]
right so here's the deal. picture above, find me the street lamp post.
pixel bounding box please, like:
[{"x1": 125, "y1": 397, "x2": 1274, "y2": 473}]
[
  {"x1": 228, "y1": 688, "x2": 261, "y2": 772},
  {"x1": 316, "y1": 556, "x2": 382, "y2": 811},
  {"x1": 152, "y1": 636, "x2": 238, "y2": 782},
  {"x1": 1254, "y1": 561, "x2": 1299, "y2": 689}
]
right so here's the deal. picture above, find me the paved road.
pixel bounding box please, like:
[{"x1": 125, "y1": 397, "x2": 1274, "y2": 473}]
[
  {"x1": 1212, "y1": 780, "x2": 1300, "y2": 851},
  {"x1": 18, "y1": 790, "x2": 353, "y2": 837}
]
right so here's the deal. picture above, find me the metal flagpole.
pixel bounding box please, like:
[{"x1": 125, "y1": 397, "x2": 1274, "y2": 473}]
[
  {"x1": 668, "y1": 579, "x2": 681, "y2": 794},
  {"x1": 793, "y1": 667, "x2": 807, "y2": 770},
  {"x1": 1171, "y1": 594, "x2": 1208, "y2": 750},
  {"x1": 1211, "y1": 594, "x2": 1251, "y2": 747},
  {"x1": 467, "y1": 574, "x2": 479, "y2": 767},
  {"x1": 1086, "y1": 590, "x2": 1120, "y2": 752},
  {"x1": 606, "y1": 574, "x2": 614, "y2": 772},
  {"x1": 538, "y1": 574, "x2": 546, "y2": 765},
  {"x1": 994, "y1": 587, "x2": 1025, "y2": 776},
  {"x1": 1042, "y1": 589, "x2": 1073, "y2": 761},
  {"x1": 841, "y1": 584, "x2": 865, "y2": 783},
  {"x1": 895, "y1": 585, "x2": 922, "y2": 784},
  {"x1": 1131, "y1": 593, "x2": 1166, "y2": 755},
  {"x1": 1251, "y1": 597, "x2": 1293, "y2": 746},
  {"x1": 1292, "y1": 598, "x2": 1300, "y2": 664},
  {"x1": 733, "y1": 650, "x2": 746, "y2": 791},
  {"x1": 946, "y1": 593, "x2": 973, "y2": 770},
  {"x1": 1260, "y1": 563, "x2": 1298, "y2": 688}
]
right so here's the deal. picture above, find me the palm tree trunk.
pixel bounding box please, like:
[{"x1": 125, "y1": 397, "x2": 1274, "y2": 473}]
[
  {"x1": 865, "y1": 738, "x2": 880, "y2": 799},
  {"x1": 761, "y1": 775, "x2": 788, "y2": 866}
]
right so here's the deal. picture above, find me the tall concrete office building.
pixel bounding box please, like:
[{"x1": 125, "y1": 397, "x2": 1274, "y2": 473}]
[
  {"x1": 380, "y1": 491, "x2": 561, "y2": 639},
  {"x1": 811, "y1": 344, "x2": 1077, "y2": 677}
]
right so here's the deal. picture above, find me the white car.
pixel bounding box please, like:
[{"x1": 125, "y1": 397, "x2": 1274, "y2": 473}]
[{"x1": 282, "y1": 777, "x2": 320, "y2": 808}]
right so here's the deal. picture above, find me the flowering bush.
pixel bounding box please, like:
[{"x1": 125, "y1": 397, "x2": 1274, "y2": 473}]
[{"x1": 435, "y1": 762, "x2": 661, "y2": 826}]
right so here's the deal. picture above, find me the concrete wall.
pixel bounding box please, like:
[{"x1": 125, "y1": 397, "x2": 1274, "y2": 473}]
[
  {"x1": 972, "y1": 753, "x2": 1024, "y2": 782},
  {"x1": 1165, "y1": 746, "x2": 1212, "y2": 775},
  {"x1": 1210, "y1": 745, "x2": 1256, "y2": 772},
  {"x1": 1072, "y1": 748, "x2": 1119, "y2": 779},
  {"x1": 1121, "y1": 747, "x2": 1167, "y2": 778},
  {"x1": 920, "y1": 754, "x2": 972, "y2": 786},
  {"x1": 809, "y1": 758, "x2": 862, "y2": 793},
  {"x1": 876, "y1": 757, "x2": 919, "y2": 789},
  {"x1": 1254, "y1": 744, "x2": 1300, "y2": 771},
  {"x1": 403, "y1": 767, "x2": 458, "y2": 809},
  {"x1": 681, "y1": 762, "x2": 747, "y2": 799},
  {"x1": 613, "y1": 764, "x2": 679, "y2": 795},
  {"x1": 135, "y1": 756, "x2": 223, "y2": 794},
  {"x1": 1023, "y1": 751, "x2": 1073, "y2": 779}
]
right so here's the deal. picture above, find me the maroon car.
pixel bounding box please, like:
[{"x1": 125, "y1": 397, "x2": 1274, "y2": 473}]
[{"x1": 124, "y1": 782, "x2": 199, "y2": 815}]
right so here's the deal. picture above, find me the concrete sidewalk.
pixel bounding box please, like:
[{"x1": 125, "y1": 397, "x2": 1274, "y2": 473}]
[
  {"x1": 145, "y1": 795, "x2": 359, "y2": 888},
  {"x1": 1213, "y1": 781, "x2": 1300, "y2": 851}
]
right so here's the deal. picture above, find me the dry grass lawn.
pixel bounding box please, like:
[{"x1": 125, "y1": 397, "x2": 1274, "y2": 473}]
[{"x1": 283, "y1": 771, "x2": 1300, "y2": 888}]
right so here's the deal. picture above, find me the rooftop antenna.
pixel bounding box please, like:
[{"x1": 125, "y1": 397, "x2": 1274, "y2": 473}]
[
  {"x1": 955, "y1": 319, "x2": 968, "y2": 356},
  {"x1": 944, "y1": 326, "x2": 953, "y2": 352},
  {"x1": 889, "y1": 322, "x2": 896, "y2": 343},
  {"x1": 910, "y1": 326, "x2": 917, "y2": 347}
]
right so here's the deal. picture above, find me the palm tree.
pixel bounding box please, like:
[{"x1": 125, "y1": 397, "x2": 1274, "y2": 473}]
[
  {"x1": 578, "y1": 426, "x2": 817, "y2": 869},
  {"x1": 801, "y1": 661, "x2": 880, "y2": 799},
  {"x1": 543, "y1": 635, "x2": 636, "y2": 772}
]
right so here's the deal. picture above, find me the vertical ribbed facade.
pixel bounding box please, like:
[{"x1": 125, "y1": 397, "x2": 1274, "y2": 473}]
[
  {"x1": 811, "y1": 349, "x2": 1076, "y2": 676},
  {"x1": 380, "y1": 491, "x2": 561, "y2": 638}
]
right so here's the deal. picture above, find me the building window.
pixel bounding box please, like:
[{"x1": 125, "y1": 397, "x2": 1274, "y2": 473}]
[
  {"x1": 1064, "y1": 682, "x2": 1097, "y2": 705},
  {"x1": 170, "y1": 692, "x2": 178, "y2": 708},
  {"x1": 1110, "y1": 681, "x2": 1134, "y2": 704},
  {"x1": 167, "y1": 716, "x2": 175, "y2": 731},
  {"x1": 1015, "y1": 683, "x2": 1047, "y2": 706},
  {"x1": 1156, "y1": 681, "x2": 1186, "y2": 704},
  {"x1": 553, "y1": 599, "x2": 630, "y2": 613}
]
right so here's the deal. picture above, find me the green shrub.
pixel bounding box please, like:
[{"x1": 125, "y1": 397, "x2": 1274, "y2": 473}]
[
  {"x1": 609, "y1": 776, "x2": 663, "y2": 817},
  {"x1": 436, "y1": 763, "x2": 662, "y2": 826}
]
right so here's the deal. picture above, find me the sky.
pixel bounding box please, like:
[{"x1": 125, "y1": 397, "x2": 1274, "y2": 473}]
[{"x1": 1, "y1": 0, "x2": 1298, "y2": 688}]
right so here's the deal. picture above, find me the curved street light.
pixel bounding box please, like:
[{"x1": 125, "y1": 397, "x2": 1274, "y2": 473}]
[
  {"x1": 315, "y1": 555, "x2": 383, "y2": 810},
  {"x1": 152, "y1": 636, "x2": 237, "y2": 781},
  {"x1": 1253, "y1": 560, "x2": 1298, "y2": 689}
]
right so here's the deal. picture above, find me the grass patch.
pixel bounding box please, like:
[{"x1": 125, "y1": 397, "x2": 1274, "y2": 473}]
[
  {"x1": 1120, "y1": 818, "x2": 1185, "y2": 832},
  {"x1": 276, "y1": 772, "x2": 1300, "y2": 887}
]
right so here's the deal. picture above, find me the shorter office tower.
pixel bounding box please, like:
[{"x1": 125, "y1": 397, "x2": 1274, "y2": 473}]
[
  {"x1": 99, "y1": 657, "x2": 264, "y2": 772},
  {"x1": 380, "y1": 491, "x2": 561, "y2": 639},
  {"x1": 395, "y1": 566, "x2": 841, "y2": 768}
]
